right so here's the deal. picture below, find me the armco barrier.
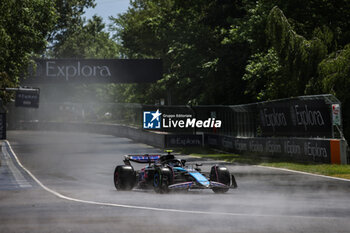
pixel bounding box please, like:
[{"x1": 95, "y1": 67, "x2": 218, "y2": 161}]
[{"x1": 13, "y1": 121, "x2": 347, "y2": 164}]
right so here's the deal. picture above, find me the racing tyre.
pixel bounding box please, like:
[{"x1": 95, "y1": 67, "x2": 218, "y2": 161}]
[
  {"x1": 210, "y1": 165, "x2": 230, "y2": 193},
  {"x1": 153, "y1": 167, "x2": 172, "y2": 194},
  {"x1": 114, "y1": 165, "x2": 136, "y2": 191}
]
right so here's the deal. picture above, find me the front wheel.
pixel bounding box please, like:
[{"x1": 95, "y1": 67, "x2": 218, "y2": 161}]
[
  {"x1": 153, "y1": 167, "x2": 172, "y2": 194},
  {"x1": 210, "y1": 165, "x2": 231, "y2": 193}
]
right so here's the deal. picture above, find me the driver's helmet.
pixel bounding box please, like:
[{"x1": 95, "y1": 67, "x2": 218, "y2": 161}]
[{"x1": 167, "y1": 159, "x2": 182, "y2": 167}]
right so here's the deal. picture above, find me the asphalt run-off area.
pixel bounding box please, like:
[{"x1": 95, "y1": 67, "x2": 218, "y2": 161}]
[{"x1": 1, "y1": 130, "x2": 350, "y2": 233}]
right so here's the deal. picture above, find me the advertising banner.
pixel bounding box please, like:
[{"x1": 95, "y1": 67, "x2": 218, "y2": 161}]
[
  {"x1": 205, "y1": 134, "x2": 331, "y2": 163},
  {"x1": 25, "y1": 59, "x2": 162, "y2": 83},
  {"x1": 258, "y1": 99, "x2": 332, "y2": 137},
  {"x1": 165, "y1": 134, "x2": 203, "y2": 147},
  {"x1": 15, "y1": 90, "x2": 40, "y2": 108}
]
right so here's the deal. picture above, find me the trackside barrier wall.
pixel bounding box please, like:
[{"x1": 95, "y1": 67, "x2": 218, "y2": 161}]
[
  {"x1": 15, "y1": 121, "x2": 166, "y2": 148},
  {"x1": 13, "y1": 121, "x2": 347, "y2": 164},
  {"x1": 204, "y1": 134, "x2": 347, "y2": 164},
  {"x1": 6, "y1": 94, "x2": 348, "y2": 164},
  {"x1": 7, "y1": 94, "x2": 342, "y2": 139}
]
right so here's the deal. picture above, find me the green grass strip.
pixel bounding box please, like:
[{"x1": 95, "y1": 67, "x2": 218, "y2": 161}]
[{"x1": 177, "y1": 147, "x2": 350, "y2": 180}]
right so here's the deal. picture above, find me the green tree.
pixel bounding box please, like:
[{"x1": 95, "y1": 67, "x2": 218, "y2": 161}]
[
  {"x1": 48, "y1": 0, "x2": 96, "y2": 51},
  {"x1": 319, "y1": 45, "x2": 350, "y2": 98},
  {"x1": 243, "y1": 48, "x2": 281, "y2": 100},
  {"x1": 43, "y1": 15, "x2": 121, "y2": 104},
  {"x1": 111, "y1": 0, "x2": 249, "y2": 105},
  {"x1": 108, "y1": 0, "x2": 350, "y2": 107},
  {"x1": 226, "y1": 1, "x2": 350, "y2": 101},
  {"x1": 319, "y1": 44, "x2": 350, "y2": 137},
  {"x1": 263, "y1": 6, "x2": 327, "y2": 99},
  {"x1": 53, "y1": 15, "x2": 119, "y2": 58},
  {"x1": 0, "y1": 0, "x2": 56, "y2": 102}
]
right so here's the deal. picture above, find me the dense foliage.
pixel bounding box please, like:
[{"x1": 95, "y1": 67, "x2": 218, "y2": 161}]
[
  {"x1": 1, "y1": 0, "x2": 350, "y2": 138},
  {"x1": 0, "y1": 0, "x2": 97, "y2": 102},
  {"x1": 0, "y1": 0, "x2": 56, "y2": 102},
  {"x1": 111, "y1": 0, "x2": 350, "y2": 106},
  {"x1": 48, "y1": 0, "x2": 96, "y2": 53}
]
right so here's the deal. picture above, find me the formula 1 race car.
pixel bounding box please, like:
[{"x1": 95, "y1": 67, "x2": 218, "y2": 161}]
[{"x1": 113, "y1": 151, "x2": 237, "y2": 193}]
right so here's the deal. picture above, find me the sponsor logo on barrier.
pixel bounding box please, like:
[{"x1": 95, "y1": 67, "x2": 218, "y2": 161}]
[
  {"x1": 206, "y1": 134, "x2": 331, "y2": 163},
  {"x1": 294, "y1": 105, "x2": 325, "y2": 130},
  {"x1": 249, "y1": 141, "x2": 264, "y2": 153},
  {"x1": 143, "y1": 110, "x2": 222, "y2": 130},
  {"x1": 304, "y1": 142, "x2": 328, "y2": 158},
  {"x1": 284, "y1": 141, "x2": 301, "y2": 155},
  {"x1": 260, "y1": 108, "x2": 287, "y2": 130},
  {"x1": 259, "y1": 99, "x2": 332, "y2": 138},
  {"x1": 235, "y1": 141, "x2": 248, "y2": 151},
  {"x1": 266, "y1": 140, "x2": 282, "y2": 153},
  {"x1": 169, "y1": 137, "x2": 202, "y2": 146}
]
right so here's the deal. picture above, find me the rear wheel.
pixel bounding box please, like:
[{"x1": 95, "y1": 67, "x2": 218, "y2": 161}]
[
  {"x1": 210, "y1": 165, "x2": 230, "y2": 193},
  {"x1": 153, "y1": 167, "x2": 172, "y2": 194},
  {"x1": 114, "y1": 165, "x2": 136, "y2": 191}
]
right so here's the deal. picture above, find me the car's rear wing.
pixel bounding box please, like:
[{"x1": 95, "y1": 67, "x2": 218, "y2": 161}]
[{"x1": 123, "y1": 154, "x2": 161, "y2": 165}]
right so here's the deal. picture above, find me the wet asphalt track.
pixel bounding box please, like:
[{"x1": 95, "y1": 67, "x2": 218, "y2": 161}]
[{"x1": 1, "y1": 130, "x2": 350, "y2": 233}]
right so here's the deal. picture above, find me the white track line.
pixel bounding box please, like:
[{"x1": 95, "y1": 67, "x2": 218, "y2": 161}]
[
  {"x1": 191, "y1": 155, "x2": 350, "y2": 182},
  {"x1": 255, "y1": 165, "x2": 350, "y2": 182},
  {"x1": 3, "y1": 140, "x2": 345, "y2": 219}
]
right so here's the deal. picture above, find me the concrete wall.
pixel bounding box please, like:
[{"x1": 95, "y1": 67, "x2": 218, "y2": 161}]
[
  {"x1": 15, "y1": 121, "x2": 166, "y2": 148},
  {"x1": 12, "y1": 121, "x2": 348, "y2": 164},
  {"x1": 204, "y1": 134, "x2": 348, "y2": 164}
]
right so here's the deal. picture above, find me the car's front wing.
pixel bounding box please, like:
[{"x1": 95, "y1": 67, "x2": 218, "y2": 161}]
[{"x1": 168, "y1": 181, "x2": 231, "y2": 190}]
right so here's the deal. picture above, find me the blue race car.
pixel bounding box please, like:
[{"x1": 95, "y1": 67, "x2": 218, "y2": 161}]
[{"x1": 113, "y1": 151, "x2": 237, "y2": 193}]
